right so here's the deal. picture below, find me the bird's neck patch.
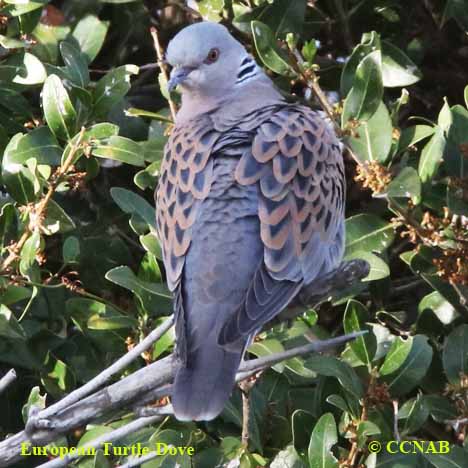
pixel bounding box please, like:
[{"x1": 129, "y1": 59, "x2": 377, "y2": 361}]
[{"x1": 235, "y1": 56, "x2": 260, "y2": 86}]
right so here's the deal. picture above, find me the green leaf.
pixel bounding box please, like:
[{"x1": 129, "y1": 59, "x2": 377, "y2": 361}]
[
  {"x1": 424, "y1": 395, "x2": 457, "y2": 423},
  {"x1": 87, "y1": 314, "x2": 136, "y2": 330},
  {"x1": 381, "y1": 41, "x2": 422, "y2": 87},
  {"x1": 305, "y1": 355, "x2": 363, "y2": 399},
  {"x1": 22, "y1": 386, "x2": 46, "y2": 424},
  {"x1": 418, "y1": 127, "x2": 446, "y2": 183},
  {"x1": 465, "y1": 84, "x2": 468, "y2": 108},
  {"x1": 345, "y1": 251, "x2": 389, "y2": 281},
  {"x1": 3, "y1": 0, "x2": 48, "y2": 16},
  {"x1": 423, "y1": 446, "x2": 467, "y2": 468},
  {"x1": 63, "y1": 236, "x2": 80, "y2": 264},
  {"x1": 72, "y1": 15, "x2": 109, "y2": 63},
  {"x1": 399, "y1": 395, "x2": 429, "y2": 435},
  {"x1": 43, "y1": 200, "x2": 76, "y2": 235},
  {"x1": 387, "y1": 167, "x2": 422, "y2": 204},
  {"x1": 271, "y1": 445, "x2": 306, "y2": 468},
  {"x1": 345, "y1": 214, "x2": 394, "y2": 257},
  {"x1": 1, "y1": 133, "x2": 36, "y2": 205},
  {"x1": 445, "y1": 105, "x2": 468, "y2": 178},
  {"x1": 61, "y1": 122, "x2": 119, "y2": 166},
  {"x1": 383, "y1": 335, "x2": 433, "y2": 395},
  {"x1": 251, "y1": 21, "x2": 294, "y2": 76},
  {"x1": 380, "y1": 337, "x2": 412, "y2": 376},
  {"x1": 19, "y1": 231, "x2": 40, "y2": 280},
  {"x1": 438, "y1": 98, "x2": 453, "y2": 133},
  {"x1": 110, "y1": 187, "x2": 156, "y2": 229},
  {"x1": 442, "y1": 324, "x2": 468, "y2": 385},
  {"x1": 0, "y1": 304, "x2": 26, "y2": 340},
  {"x1": 341, "y1": 32, "x2": 381, "y2": 96},
  {"x1": 198, "y1": 0, "x2": 225, "y2": 22},
  {"x1": 418, "y1": 291, "x2": 457, "y2": 326},
  {"x1": 347, "y1": 101, "x2": 393, "y2": 163},
  {"x1": 443, "y1": 0, "x2": 468, "y2": 31},
  {"x1": 105, "y1": 266, "x2": 171, "y2": 299},
  {"x1": 398, "y1": 125, "x2": 435, "y2": 152},
  {"x1": 60, "y1": 41, "x2": 90, "y2": 88},
  {"x1": 0, "y1": 51, "x2": 46, "y2": 84},
  {"x1": 92, "y1": 136, "x2": 145, "y2": 167},
  {"x1": 6, "y1": 126, "x2": 61, "y2": 166},
  {"x1": 42, "y1": 74, "x2": 77, "y2": 141},
  {"x1": 249, "y1": 339, "x2": 285, "y2": 373},
  {"x1": 308, "y1": 413, "x2": 338, "y2": 468},
  {"x1": 344, "y1": 300, "x2": 376, "y2": 367},
  {"x1": 342, "y1": 50, "x2": 383, "y2": 123},
  {"x1": 93, "y1": 65, "x2": 138, "y2": 118}
]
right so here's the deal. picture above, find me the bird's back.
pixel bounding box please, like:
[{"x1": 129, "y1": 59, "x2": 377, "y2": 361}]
[{"x1": 155, "y1": 101, "x2": 345, "y2": 420}]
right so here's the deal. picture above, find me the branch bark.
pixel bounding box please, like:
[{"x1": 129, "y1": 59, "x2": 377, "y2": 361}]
[
  {"x1": 0, "y1": 259, "x2": 369, "y2": 467},
  {"x1": 0, "y1": 369, "x2": 16, "y2": 395}
]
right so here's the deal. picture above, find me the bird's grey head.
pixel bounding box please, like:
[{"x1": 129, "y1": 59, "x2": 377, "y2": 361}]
[{"x1": 166, "y1": 22, "x2": 261, "y2": 98}]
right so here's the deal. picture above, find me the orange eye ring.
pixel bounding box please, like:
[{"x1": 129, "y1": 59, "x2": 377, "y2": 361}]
[{"x1": 204, "y1": 48, "x2": 220, "y2": 64}]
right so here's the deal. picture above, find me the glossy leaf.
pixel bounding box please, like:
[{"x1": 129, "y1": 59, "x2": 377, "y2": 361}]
[
  {"x1": 251, "y1": 21, "x2": 293, "y2": 76},
  {"x1": 105, "y1": 266, "x2": 171, "y2": 299},
  {"x1": 0, "y1": 52, "x2": 46, "y2": 84},
  {"x1": 442, "y1": 324, "x2": 468, "y2": 385},
  {"x1": 344, "y1": 300, "x2": 376, "y2": 366},
  {"x1": 387, "y1": 167, "x2": 422, "y2": 204},
  {"x1": 308, "y1": 413, "x2": 338, "y2": 468},
  {"x1": 110, "y1": 187, "x2": 156, "y2": 229},
  {"x1": 0, "y1": 304, "x2": 26, "y2": 340},
  {"x1": 42, "y1": 74, "x2": 77, "y2": 141},
  {"x1": 345, "y1": 214, "x2": 394, "y2": 256},
  {"x1": 380, "y1": 337, "x2": 412, "y2": 376},
  {"x1": 92, "y1": 136, "x2": 145, "y2": 167},
  {"x1": 93, "y1": 65, "x2": 139, "y2": 118},
  {"x1": 342, "y1": 51, "x2": 383, "y2": 123},
  {"x1": 60, "y1": 41, "x2": 90, "y2": 88},
  {"x1": 382, "y1": 335, "x2": 433, "y2": 395},
  {"x1": 418, "y1": 127, "x2": 446, "y2": 183},
  {"x1": 381, "y1": 41, "x2": 422, "y2": 87},
  {"x1": 398, "y1": 125, "x2": 435, "y2": 152},
  {"x1": 347, "y1": 101, "x2": 393, "y2": 163},
  {"x1": 72, "y1": 15, "x2": 109, "y2": 63}
]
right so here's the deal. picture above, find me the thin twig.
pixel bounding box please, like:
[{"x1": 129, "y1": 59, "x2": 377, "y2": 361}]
[
  {"x1": 150, "y1": 27, "x2": 177, "y2": 121},
  {"x1": 1, "y1": 128, "x2": 87, "y2": 273},
  {"x1": 237, "y1": 331, "x2": 366, "y2": 377},
  {"x1": 239, "y1": 380, "x2": 254, "y2": 449},
  {"x1": 0, "y1": 369, "x2": 16, "y2": 395}
]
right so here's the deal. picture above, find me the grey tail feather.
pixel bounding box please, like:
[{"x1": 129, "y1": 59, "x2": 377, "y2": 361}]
[{"x1": 172, "y1": 342, "x2": 243, "y2": 421}]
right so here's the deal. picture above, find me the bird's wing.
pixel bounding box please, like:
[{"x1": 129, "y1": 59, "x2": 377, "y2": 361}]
[
  {"x1": 155, "y1": 117, "x2": 219, "y2": 291},
  {"x1": 219, "y1": 105, "x2": 346, "y2": 346}
]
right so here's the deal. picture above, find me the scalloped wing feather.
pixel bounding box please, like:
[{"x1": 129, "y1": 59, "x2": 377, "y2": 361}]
[
  {"x1": 155, "y1": 119, "x2": 218, "y2": 291},
  {"x1": 220, "y1": 106, "x2": 345, "y2": 345}
]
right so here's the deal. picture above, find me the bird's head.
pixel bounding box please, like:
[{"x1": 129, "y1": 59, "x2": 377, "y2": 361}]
[{"x1": 166, "y1": 22, "x2": 261, "y2": 99}]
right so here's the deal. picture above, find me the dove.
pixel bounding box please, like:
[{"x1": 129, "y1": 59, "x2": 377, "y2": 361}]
[{"x1": 155, "y1": 22, "x2": 345, "y2": 421}]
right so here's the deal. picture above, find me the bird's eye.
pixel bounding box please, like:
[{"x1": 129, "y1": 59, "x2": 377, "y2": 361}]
[{"x1": 204, "y1": 48, "x2": 220, "y2": 64}]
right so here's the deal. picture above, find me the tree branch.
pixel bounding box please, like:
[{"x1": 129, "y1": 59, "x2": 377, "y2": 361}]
[
  {"x1": 0, "y1": 369, "x2": 16, "y2": 395},
  {"x1": 0, "y1": 260, "x2": 368, "y2": 467}
]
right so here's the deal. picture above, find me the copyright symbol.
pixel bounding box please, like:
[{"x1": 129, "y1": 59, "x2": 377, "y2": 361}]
[{"x1": 368, "y1": 440, "x2": 381, "y2": 453}]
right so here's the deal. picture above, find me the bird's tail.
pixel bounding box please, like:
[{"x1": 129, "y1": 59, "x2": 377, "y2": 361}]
[{"x1": 172, "y1": 342, "x2": 243, "y2": 421}]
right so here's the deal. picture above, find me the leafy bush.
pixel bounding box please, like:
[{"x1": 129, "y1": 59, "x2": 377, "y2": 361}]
[{"x1": 0, "y1": 0, "x2": 468, "y2": 467}]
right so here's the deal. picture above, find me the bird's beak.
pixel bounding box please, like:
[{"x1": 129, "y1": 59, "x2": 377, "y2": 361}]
[{"x1": 168, "y1": 66, "x2": 194, "y2": 92}]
